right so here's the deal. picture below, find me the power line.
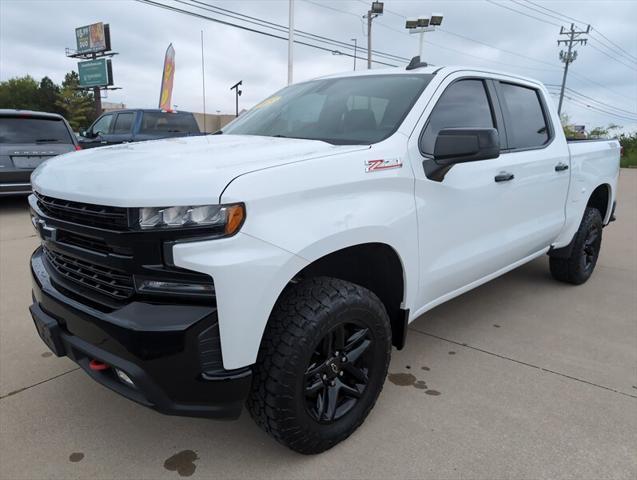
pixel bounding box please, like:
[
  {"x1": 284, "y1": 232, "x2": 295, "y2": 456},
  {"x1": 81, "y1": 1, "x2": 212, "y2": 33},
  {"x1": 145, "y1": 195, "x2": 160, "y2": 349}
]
[
  {"x1": 521, "y1": 0, "x2": 637, "y2": 62},
  {"x1": 549, "y1": 92, "x2": 637, "y2": 122},
  {"x1": 588, "y1": 43, "x2": 637, "y2": 72},
  {"x1": 484, "y1": 0, "x2": 561, "y2": 27},
  {"x1": 135, "y1": 0, "x2": 400, "y2": 67},
  {"x1": 183, "y1": 0, "x2": 409, "y2": 62},
  {"x1": 545, "y1": 84, "x2": 637, "y2": 117}
]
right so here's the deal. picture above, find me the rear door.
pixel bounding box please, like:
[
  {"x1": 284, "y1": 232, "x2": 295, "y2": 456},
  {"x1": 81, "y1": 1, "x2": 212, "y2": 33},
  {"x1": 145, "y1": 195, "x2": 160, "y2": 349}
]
[{"x1": 493, "y1": 80, "x2": 569, "y2": 255}]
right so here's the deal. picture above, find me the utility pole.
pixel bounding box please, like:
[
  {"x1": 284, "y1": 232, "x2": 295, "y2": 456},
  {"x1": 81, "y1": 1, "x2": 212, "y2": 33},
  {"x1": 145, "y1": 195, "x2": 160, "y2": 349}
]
[
  {"x1": 364, "y1": 2, "x2": 384, "y2": 69},
  {"x1": 351, "y1": 38, "x2": 357, "y2": 71},
  {"x1": 557, "y1": 23, "x2": 590, "y2": 116},
  {"x1": 201, "y1": 30, "x2": 206, "y2": 132},
  {"x1": 288, "y1": 0, "x2": 294, "y2": 85}
]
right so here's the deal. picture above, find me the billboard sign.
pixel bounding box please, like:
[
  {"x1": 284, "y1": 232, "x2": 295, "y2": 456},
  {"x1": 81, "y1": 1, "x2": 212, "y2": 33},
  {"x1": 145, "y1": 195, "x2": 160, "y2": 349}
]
[
  {"x1": 159, "y1": 44, "x2": 176, "y2": 111},
  {"x1": 75, "y1": 22, "x2": 111, "y2": 54},
  {"x1": 78, "y1": 58, "x2": 113, "y2": 87}
]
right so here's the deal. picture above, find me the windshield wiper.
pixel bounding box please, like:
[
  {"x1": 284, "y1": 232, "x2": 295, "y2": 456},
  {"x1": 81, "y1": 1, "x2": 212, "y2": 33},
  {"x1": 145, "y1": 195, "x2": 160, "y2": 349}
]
[{"x1": 35, "y1": 138, "x2": 61, "y2": 143}]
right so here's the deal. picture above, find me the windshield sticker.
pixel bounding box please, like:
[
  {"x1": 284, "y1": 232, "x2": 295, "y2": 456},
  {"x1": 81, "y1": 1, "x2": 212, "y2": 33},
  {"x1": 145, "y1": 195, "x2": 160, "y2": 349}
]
[
  {"x1": 254, "y1": 96, "x2": 282, "y2": 109},
  {"x1": 365, "y1": 158, "x2": 403, "y2": 173}
]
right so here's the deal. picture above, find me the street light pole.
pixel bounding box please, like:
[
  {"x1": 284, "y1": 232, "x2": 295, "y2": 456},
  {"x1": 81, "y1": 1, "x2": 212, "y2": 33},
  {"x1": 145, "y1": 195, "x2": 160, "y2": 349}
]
[
  {"x1": 406, "y1": 13, "x2": 443, "y2": 62},
  {"x1": 288, "y1": 0, "x2": 294, "y2": 85},
  {"x1": 364, "y1": 2, "x2": 384, "y2": 70},
  {"x1": 351, "y1": 38, "x2": 357, "y2": 71},
  {"x1": 230, "y1": 80, "x2": 242, "y2": 117}
]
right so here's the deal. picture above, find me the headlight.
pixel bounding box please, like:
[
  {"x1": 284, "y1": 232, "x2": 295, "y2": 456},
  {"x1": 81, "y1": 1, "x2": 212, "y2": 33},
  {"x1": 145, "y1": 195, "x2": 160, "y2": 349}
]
[{"x1": 138, "y1": 203, "x2": 245, "y2": 235}]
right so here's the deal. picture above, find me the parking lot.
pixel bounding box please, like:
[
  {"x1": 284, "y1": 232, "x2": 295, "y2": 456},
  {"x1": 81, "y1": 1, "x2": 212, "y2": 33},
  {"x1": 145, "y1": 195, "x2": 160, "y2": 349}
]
[{"x1": 0, "y1": 170, "x2": 635, "y2": 479}]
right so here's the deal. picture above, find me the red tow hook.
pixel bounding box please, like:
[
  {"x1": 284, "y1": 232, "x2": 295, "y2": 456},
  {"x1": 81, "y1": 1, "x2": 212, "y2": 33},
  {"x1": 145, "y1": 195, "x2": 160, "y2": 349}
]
[{"x1": 89, "y1": 359, "x2": 110, "y2": 371}]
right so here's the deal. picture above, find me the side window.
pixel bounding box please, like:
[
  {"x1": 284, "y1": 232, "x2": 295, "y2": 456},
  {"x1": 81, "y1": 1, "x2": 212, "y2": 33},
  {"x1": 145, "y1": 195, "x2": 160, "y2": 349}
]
[
  {"x1": 421, "y1": 79, "x2": 494, "y2": 155},
  {"x1": 91, "y1": 114, "x2": 113, "y2": 135},
  {"x1": 498, "y1": 83, "x2": 549, "y2": 149},
  {"x1": 112, "y1": 112, "x2": 135, "y2": 134}
]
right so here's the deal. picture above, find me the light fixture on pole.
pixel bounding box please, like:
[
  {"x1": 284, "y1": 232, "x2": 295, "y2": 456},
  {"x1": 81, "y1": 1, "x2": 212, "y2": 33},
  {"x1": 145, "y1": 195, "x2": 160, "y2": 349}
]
[
  {"x1": 230, "y1": 80, "x2": 242, "y2": 117},
  {"x1": 405, "y1": 13, "x2": 443, "y2": 61},
  {"x1": 363, "y1": 2, "x2": 384, "y2": 69}
]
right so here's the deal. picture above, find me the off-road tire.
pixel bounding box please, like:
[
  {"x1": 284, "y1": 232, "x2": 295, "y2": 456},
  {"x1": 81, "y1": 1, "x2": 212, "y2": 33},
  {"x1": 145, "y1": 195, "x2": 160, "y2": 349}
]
[
  {"x1": 246, "y1": 276, "x2": 392, "y2": 454},
  {"x1": 549, "y1": 207, "x2": 603, "y2": 285}
]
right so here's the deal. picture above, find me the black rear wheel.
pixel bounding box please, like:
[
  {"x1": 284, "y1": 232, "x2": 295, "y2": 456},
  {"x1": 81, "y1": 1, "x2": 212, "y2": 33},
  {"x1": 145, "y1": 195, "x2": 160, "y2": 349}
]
[
  {"x1": 550, "y1": 207, "x2": 603, "y2": 285},
  {"x1": 247, "y1": 277, "x2": 391, "y2": 454}
]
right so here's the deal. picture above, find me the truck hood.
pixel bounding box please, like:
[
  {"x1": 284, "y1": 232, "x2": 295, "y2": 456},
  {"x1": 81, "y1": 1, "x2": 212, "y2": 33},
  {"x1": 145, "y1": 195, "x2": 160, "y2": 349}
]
[{"x1": 31, "y1": 134, "x2": 367, "y2": 206}]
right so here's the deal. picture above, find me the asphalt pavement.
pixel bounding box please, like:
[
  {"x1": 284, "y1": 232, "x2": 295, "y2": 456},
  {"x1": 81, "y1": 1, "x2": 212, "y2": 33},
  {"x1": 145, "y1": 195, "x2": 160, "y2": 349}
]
[{"x1": 1, "y1": 170, "x2": 635, "y2": 479}]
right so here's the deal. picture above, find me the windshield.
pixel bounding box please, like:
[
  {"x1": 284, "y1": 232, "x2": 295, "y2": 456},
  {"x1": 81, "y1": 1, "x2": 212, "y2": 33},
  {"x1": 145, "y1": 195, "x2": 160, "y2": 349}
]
[
  {"x1": 223, "y1": 74, "x2": 433, "y2": 145},
  {"x1": 0, "y1": 116, "x2": 73, "y2": 144}
]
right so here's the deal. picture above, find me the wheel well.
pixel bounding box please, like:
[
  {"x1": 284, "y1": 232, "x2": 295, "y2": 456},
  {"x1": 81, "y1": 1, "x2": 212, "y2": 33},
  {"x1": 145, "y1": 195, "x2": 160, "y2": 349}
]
[
  {"x1": 296, "y1": 243, "x2": 407, "y2": 349},
  {"x1": 587, "y1": 184, "x2": 611, "y2": 221}
]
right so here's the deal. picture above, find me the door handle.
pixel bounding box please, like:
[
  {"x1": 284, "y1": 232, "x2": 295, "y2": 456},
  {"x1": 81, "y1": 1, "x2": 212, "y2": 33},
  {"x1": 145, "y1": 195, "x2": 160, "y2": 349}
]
[
  {"x1": 555, "y1": 162, "x2": 569, "y2": 172},
  {"x1": 494, "y1": 172, "x2": 515, "y2": 182}
]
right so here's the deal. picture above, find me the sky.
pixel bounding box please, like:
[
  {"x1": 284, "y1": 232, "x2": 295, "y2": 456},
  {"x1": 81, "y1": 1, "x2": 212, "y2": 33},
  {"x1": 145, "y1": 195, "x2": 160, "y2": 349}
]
[{"x1": 1, "y1": 0, "x2": 636, "y2": 131}]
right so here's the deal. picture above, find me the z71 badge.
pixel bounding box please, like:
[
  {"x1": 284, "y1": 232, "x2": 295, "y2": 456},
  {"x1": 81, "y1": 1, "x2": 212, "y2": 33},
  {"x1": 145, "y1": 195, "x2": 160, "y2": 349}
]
[{"x1": 365, "y1": 158, "x2": 403, "y2": 173}]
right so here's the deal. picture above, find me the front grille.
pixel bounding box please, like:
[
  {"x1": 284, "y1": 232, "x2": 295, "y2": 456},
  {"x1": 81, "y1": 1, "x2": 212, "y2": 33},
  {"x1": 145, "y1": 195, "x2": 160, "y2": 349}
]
[
  {"x1": 56, "y1": 230, "x2": 132, "y2": 256},
  {"x1": 35, "y1": 192, "x2": 129, "y2": 230},
  {"x1": 43, "y1": 247, "x2": 134, "y2": 301}
]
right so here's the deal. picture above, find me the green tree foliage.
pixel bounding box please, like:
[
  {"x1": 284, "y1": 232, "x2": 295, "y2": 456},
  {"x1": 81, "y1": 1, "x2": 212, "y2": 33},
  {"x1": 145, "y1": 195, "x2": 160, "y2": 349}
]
[
  {"x1": 0, "y1": 75, "x2": 41, "y2": 110},
  {"x1": 0, "y1": 72, "x2": 97, "y2": 131},
  {"x1": 618, "y1": 131, "x2": 637, "y2": 168},
  {"x1": 37, "y1": 76, "x2": 64, "y2": 115},
  {"x1": 55, "y1": 72, "x2": 95, "y2": 131}
]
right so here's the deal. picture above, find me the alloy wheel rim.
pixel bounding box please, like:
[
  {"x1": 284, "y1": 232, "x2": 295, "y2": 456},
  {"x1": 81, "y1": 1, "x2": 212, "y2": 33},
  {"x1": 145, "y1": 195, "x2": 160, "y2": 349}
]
[
  {"x1": 582, "y1": 225, "x2": 601, "y2": 271},
  {"x1": 303, "y1": 323, "x2": 372, "y2": 424}
]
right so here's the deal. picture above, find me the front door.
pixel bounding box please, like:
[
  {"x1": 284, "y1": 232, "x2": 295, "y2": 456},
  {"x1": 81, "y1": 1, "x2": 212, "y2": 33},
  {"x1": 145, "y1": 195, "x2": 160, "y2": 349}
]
[{"x1": 408, "y1": 76, "x2": 535, "y2": 311}]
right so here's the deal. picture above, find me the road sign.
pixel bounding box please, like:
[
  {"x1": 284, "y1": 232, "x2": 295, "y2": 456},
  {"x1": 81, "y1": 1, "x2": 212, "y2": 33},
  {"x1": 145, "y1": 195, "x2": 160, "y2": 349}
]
[{"x1": 78, "y1": 59, "x2": 113, "y2": 87}]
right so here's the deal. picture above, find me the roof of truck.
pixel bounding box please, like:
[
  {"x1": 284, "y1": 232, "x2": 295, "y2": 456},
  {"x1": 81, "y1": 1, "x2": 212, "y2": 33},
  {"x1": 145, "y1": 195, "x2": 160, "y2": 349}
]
[{"x1": 317, "y1": 65, "x2": 543, "y2": 87}]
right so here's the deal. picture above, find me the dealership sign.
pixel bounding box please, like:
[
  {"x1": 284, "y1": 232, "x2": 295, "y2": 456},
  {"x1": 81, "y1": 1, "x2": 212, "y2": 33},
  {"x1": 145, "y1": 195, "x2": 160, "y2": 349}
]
[
  {"x1": 78, "y1": 58, "x2": 113, "y2": 87},
  {"x1": 75, "y1": 22, "x2": 111, "y2": 54}
]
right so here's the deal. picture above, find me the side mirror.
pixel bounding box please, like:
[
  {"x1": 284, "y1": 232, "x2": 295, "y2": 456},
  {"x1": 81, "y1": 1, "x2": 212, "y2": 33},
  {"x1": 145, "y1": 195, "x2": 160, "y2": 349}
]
[{"x1": 433, "y1": 128, "x2": 500, "y2": 165}]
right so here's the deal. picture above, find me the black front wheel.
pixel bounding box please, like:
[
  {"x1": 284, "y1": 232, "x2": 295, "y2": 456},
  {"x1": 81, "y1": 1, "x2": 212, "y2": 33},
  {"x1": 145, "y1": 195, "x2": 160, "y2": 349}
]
[{"x1": 247, "y1": 277, "x2": 392, "y2": 454}]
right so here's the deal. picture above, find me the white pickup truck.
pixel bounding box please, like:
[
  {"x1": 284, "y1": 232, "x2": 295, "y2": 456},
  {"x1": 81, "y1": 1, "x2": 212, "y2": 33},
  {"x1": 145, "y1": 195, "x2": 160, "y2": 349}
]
[{"x1": 29, "y1": 62, "x2": 620, "y2": 454}]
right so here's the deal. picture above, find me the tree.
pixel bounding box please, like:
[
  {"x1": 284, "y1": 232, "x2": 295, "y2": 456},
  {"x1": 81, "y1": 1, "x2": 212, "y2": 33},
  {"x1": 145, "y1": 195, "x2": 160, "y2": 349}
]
[
  {"x1": 55, "y1": 72, "x2": 95, "y2": 131},
  {"x1": 0, "y1": 75, "x2": 41, "y2": 110},
  {"x1": 36, "y1": 76, "x2": 64, "y2": 114}
]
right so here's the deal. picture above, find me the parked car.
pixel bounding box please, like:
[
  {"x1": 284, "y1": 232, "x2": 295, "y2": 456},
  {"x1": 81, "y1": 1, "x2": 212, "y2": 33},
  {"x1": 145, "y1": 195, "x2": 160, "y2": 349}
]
[
  {"x1": 78, "y1": 109, "x2": 202, "y2": 148},
  {"x1": 28, "y1": 62, "x2": 620, "y2": 454},
  {"x1": 0, "y1": 109, "x2": 78, "y2": 195}
]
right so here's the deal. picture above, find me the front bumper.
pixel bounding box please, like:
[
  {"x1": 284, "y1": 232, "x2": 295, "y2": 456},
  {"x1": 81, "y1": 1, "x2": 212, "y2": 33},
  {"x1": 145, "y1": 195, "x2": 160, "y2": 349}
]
[{"x1": 30, "y1": 248, "x2": 251, "y2": 419}]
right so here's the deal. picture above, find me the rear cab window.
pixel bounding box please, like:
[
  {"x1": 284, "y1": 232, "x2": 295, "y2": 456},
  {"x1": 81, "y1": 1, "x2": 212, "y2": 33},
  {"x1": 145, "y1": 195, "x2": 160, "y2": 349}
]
[
  {"x1": 497, "y1": 82, "x2": 551, "y2": 150},
  {"x1": 140, "y1": 112, "x2": 200, "y2": 134},
  {"x1": 0, "y1": 116, "x2": 74, "y2": 144}
]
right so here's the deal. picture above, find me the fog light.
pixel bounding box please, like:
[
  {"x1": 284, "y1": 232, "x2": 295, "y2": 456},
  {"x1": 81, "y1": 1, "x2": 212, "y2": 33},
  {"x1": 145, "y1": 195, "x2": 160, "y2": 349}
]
[
  {"x1": 135, "y1": 279, "x2": 215, "y2": 297},
  {"x1": 115, "y1": 368, "x2": 135, "y2": 388}
]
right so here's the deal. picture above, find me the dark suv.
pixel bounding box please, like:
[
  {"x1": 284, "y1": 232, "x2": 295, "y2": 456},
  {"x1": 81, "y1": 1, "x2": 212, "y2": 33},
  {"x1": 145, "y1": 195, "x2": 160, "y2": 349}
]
[
  {"x1": 0, "y1": 110, "x2": 79, "y2": 196},
  {"x1": 79, "y1": 109, "x2": 202, "y2": 148}
]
